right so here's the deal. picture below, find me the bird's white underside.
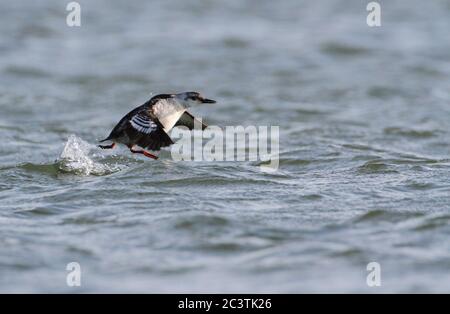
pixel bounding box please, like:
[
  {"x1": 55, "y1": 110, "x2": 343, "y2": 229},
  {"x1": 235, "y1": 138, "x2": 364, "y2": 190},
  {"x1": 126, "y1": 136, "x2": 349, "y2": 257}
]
[{"x1": 152, "y1": 98, "x2": 187, "y2": 133}]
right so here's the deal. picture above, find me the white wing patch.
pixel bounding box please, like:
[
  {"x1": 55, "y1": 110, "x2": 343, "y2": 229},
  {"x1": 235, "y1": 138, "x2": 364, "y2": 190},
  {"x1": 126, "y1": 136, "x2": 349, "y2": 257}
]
[
  {"x1": 152, "y1": 98, "x2": 186, "y2": 132},
  {"x1": 130, "y1": 114, "x2": 157, "y2": 134}
]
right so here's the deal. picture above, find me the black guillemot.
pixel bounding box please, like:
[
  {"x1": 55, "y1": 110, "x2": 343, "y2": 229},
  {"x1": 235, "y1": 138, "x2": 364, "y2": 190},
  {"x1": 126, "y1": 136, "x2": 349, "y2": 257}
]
[{"x1": 99, "y1": 92, "x2": 216, "y2": 159}]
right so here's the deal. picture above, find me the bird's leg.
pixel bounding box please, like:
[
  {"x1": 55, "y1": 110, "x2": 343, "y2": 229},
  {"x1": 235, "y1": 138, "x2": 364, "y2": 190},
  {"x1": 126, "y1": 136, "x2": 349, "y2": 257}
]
[
  {"x1": 129, "y1": 146, "x2": 158, "y2": 160},
  {"x1": 99, "y1": 143, "x2": 116, "y2": 149}
]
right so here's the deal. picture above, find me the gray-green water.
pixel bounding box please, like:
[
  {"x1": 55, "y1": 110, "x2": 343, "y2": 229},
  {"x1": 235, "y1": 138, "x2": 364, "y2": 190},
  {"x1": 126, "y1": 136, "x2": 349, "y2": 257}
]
[{"x1": 1, "y1": 0, "x2": 450, "y2": 292}]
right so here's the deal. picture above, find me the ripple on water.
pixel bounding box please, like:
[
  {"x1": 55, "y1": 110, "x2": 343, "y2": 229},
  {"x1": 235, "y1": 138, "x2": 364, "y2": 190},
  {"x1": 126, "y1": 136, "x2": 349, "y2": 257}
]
[
  {"x1": 170, "y1": 214, "x2": 294, "y2": 254},
  {"x1": 353, "y1": 209, "x2": 424, "y2": 224},
  {"x1": 411, "y1": 214, "x2": 450, "y2": 231},
  {"x1": 402, "y1": 181, "x2": 437, "y2": 191},
  {"x1": 367, "y1": 86, "x2": 404, "y2": 99},
  {"x1": 5, "y1": 65, "x2": 52, "y2": 79},
  {"x1": 384, "y1": 127, "x2": 438, "y2": 139},
  {"x1": 320, "y1": 42, "x2": 371, "y2": 57},
  {"x1": 18, "y1": 162, "x2": 59, "y2": 177},
  {"x1": 174, "y1": 214, "x2": 231, "y2": 231},
  {"x1": 357, "y1": 160, "x2": 398, "y2": 174},
  {"x1": 222, "y1": 36, "x2": 250, "y2": 49}
]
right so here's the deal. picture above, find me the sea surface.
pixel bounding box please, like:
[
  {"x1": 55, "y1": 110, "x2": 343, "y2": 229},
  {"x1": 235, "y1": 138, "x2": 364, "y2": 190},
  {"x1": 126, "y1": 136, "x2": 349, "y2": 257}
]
[{"x1": 1, "y1": 0, "x2": 450, "y2": 293}]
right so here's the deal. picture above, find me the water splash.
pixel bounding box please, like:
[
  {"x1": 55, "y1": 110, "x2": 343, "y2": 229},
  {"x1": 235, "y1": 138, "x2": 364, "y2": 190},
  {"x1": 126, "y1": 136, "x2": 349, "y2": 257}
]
[{"x1": 58, "y1": 135, "x2": 118, "y2": 176}]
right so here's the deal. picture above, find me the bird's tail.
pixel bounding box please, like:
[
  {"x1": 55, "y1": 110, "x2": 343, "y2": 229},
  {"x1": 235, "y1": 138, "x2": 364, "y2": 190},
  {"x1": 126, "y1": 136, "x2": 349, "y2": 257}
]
[{"x1": 99, "y1": 137, "x2": 111, "y2": 143}]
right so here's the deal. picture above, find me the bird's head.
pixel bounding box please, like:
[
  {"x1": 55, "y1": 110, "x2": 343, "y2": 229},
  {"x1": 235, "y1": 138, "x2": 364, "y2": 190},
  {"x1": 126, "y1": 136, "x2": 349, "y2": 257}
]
[{"x1": 175, "y1": 92, "x2": 216, "y2": 107}]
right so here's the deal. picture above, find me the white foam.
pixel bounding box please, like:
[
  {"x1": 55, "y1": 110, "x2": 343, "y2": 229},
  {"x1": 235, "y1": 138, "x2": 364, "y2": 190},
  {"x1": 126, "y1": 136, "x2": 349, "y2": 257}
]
[{"x1": 59, "y1": 135, "x2": 115, "y2": 176}]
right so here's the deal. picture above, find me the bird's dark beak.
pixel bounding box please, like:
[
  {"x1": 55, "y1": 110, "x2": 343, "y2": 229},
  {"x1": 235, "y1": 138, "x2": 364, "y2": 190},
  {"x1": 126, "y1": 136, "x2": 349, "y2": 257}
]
[{"x1": 201, "y1": 98, "x2": 216, "y2": 104}]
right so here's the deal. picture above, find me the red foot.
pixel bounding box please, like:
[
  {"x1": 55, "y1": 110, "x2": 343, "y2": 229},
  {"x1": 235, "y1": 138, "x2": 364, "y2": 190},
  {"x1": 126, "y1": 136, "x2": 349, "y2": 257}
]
[
  {"x1": 129, "y1": 146, "x2": 158, "y2": 160},
  {"x1": 143, "y1": 151, "x2": 158, "y2": 160}
]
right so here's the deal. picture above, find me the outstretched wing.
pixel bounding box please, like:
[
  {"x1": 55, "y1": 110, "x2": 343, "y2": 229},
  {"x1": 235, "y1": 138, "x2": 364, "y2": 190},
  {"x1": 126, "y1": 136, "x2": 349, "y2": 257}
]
[
  {"x1": 127, "y1": 110, "x2": 174, "y2": 151},
  {"x1": 174, "y1": 111, "x2": 208, "y2": 130}
]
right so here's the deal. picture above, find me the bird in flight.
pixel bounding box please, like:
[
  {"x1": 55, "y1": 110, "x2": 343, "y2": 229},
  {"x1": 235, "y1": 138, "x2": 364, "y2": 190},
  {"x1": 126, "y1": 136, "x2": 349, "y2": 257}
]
[{"x1": 98, "y1": 92, "x2": 216, "y2": 159}]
